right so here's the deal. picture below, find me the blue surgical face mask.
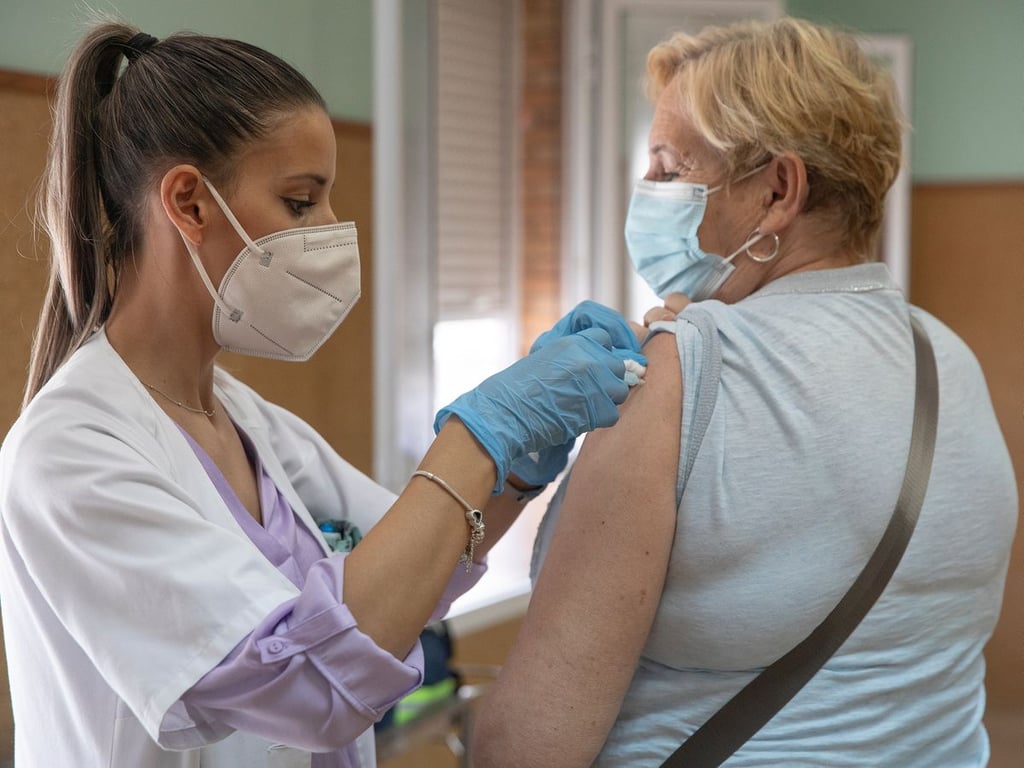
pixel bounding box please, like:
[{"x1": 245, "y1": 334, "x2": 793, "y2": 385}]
[{"x1": 624, "y1": 165, "x2": 771, "y2": 301}]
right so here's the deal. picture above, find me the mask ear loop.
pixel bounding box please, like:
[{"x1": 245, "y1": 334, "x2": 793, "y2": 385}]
[
  {"x1": 175, "y1": 176, "x2": 266, "y2": 325},
  {"x1": 708, "y1": 162, "x2": 772, "y2": 195},
  {"x1": 178, "y1": 230, "x2": 245, "y2": 323},
  {"x1": 201, "y1": 176, "x2": 270, "y2": 257}
]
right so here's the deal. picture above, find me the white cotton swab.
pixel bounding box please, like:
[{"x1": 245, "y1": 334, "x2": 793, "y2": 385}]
[{"x1": 624, "y1": 358, "x2": 647, "y2": 387}]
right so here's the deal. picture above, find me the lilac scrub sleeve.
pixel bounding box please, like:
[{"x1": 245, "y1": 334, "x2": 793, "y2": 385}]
[{"x1": 175, "y1": 426, "x2": 485, "y2": 765}]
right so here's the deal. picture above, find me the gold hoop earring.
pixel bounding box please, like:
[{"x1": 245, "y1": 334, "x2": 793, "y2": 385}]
[{"x1": 746, "y1": 230, "x2": 780, "y2": 263}]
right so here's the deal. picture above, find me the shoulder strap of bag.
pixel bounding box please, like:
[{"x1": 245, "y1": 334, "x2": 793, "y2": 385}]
[{"x1": 660, "y1": 314, "x2": 939, "y2": 768}]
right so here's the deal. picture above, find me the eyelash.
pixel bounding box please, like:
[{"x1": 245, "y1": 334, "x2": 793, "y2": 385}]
[
  {"x1": 284, "y1": 198, "x2": 315, "y2": 216},
  {"x1": 658, "y1": 161, "x2": 689, "y2": 182}
]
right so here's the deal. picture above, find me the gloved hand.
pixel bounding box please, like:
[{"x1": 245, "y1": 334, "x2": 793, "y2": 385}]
[
  {"x1": 509, "y1": 301, "x2": 647, "y2": 488},
  {"x1": 508, "y1": 440, "x2": 576, "y2": 491},
  {"x1": 435, "y1": 326, "x2": 642, "y2": 493},
  {"x1": 528, "y1": 300, "x2": 644, "y2": 356}
]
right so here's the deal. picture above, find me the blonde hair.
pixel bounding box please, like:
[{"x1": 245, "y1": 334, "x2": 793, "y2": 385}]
[{"x1": 646, "y1": 17, "x2": 904, "y2": 257}]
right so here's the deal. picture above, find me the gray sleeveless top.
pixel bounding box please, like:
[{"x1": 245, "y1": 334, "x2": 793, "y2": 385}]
[{"x1": 532, "y1": 264, "x2": 1017, "y2": 766}]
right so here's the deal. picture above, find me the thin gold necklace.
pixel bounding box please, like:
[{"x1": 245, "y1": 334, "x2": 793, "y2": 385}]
[{"x1": 142, "y1": 382, "x2": 216, "y2": 417}]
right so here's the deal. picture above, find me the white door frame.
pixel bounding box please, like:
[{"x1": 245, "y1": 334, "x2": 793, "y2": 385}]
[{"x1": 373, "y1": 0, "x2": 437, "y2": 491}]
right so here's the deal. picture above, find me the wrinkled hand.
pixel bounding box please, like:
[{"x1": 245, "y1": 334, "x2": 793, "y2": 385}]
[
  {"x1": 510, "y1": 301, "x2": 647, "y2": 488},
  {"x1": 435, "y1": 326, "x2": 639, "y2": 493},
  {"x1": 643, "y1": 292, "x2": 692, "y2": 326}
]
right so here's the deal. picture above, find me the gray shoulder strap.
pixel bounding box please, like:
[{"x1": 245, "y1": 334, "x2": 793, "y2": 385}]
[{"x1": 659, "y1": 313, "x2": 938, "y2": 768}]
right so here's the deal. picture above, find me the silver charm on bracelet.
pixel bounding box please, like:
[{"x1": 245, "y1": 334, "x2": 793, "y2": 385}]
[{"x1": 411, "y1": 470, "x2": 485, "y2": 572}]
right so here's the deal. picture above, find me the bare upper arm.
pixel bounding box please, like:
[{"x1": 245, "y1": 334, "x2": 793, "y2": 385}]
[{"x1": 473, "y1": 330, "x2": 682, "y2": 767}]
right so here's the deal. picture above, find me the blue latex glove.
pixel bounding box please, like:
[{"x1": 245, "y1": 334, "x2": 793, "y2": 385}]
[
  {"x1": 528, "y1": 300, "x2": 644, "y2": 357},
  {"x1": 510, "y1": 301, "x2": 647, "y2": 488},
  {"x1": 435, "y1": 326, "x2": 637, "y2": 493},
  {"x1": 508, "y1": 439, "x2": 576, "y2": 490}
]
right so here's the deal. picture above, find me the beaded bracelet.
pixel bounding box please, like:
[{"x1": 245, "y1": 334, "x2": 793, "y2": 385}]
[{"x1": 411, "y1": 470, "x2": 485, "y2": 572}]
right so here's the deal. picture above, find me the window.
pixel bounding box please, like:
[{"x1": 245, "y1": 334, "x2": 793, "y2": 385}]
[{"x1": 374, "y1": 0, "x2": 518, "y2": 493}]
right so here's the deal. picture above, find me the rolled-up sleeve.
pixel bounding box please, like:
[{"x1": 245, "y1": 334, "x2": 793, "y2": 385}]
[{"x1": 176, "y1": 554, "x2": 423, "y2": 752}]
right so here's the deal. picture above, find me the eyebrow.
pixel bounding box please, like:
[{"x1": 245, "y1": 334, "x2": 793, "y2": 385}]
[
  {"x1": 284, "y1": 173, "x2": 329, "y2": 186},
  {"x1": 649, "y1": 144, "x2": 684, "y2": 161}
]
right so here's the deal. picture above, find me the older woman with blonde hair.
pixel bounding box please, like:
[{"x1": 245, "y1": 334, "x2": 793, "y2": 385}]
[{"x1": 473, "y1": 17, "x2": 1016, "y2": 767}]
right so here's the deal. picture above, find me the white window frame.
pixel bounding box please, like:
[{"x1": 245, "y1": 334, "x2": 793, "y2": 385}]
[
  {"x1": 373, "y1": 0, "x2": 437, "y2": 493},
  {"x1": 375, "y1": 1, "x2": 538, "y2": 633}
]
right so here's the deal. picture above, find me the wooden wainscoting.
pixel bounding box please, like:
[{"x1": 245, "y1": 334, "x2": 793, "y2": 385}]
[{"x1": 910, "y1": 182, "x2": 1024, "y2": 765}]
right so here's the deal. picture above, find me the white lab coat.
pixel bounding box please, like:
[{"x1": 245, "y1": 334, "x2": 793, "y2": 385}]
[{"x1": 0, "y1": 330, "x2": 400, "y2": 767}]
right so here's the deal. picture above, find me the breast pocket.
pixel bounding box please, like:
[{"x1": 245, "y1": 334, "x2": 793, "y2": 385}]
[
  {"x1": 199, "y1": 732, "x2": 312, "y2": 768},
  {"x1": 266, "y1": 744, "x2": 312, "y2": 768}
]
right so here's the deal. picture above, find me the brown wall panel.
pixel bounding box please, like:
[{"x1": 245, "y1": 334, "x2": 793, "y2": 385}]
[
  {"x1": 910, "y1": 183, "x2": 1024, "y2": 761},
  {"x1": 0, "y1": 75, "x2": 55, "y2": 768},
  {"x1": 0, "y1": 85, "x2": 54, "y2": 450}
]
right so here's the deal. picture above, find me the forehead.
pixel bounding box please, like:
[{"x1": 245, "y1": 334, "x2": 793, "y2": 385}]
[
  {"x1": 648, "y1": 78, "x2": 714, "y2": 162},
  {"x1": 239, "y1": 107, "x2": 337, "y2": 181}
]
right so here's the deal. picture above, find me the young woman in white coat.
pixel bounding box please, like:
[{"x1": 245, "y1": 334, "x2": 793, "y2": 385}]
[{"x1": 0, "y1": 23, "x2": 644, "y2": 768}]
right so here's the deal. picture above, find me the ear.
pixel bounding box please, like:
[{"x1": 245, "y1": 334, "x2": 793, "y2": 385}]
[
  {"x1": 757, "y1": 152, "x2": 809, "y2": 236},
  {"x1": 159, "y1": 165, "x2": 208, "y2": 246}
]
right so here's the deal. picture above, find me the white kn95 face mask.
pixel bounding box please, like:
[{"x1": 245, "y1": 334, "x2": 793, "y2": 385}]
[{"x1": 176, "y1": 176, "x2": 361, "y2": 361}]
